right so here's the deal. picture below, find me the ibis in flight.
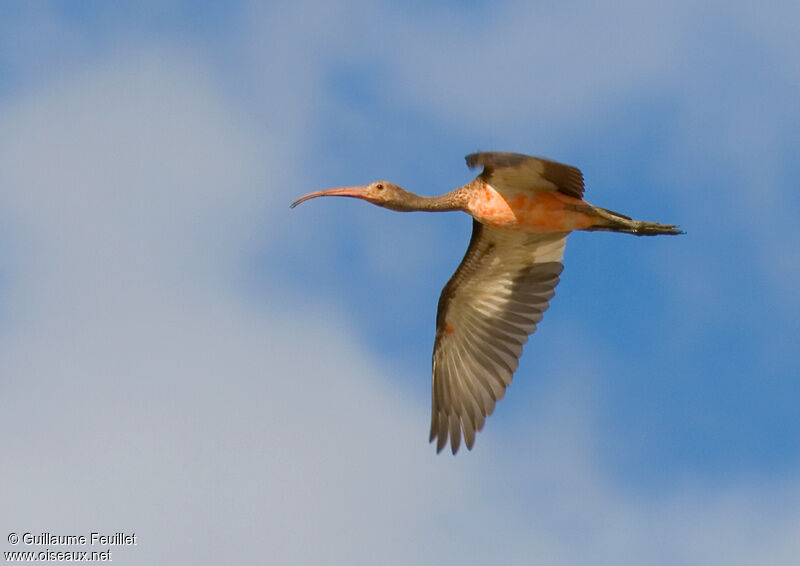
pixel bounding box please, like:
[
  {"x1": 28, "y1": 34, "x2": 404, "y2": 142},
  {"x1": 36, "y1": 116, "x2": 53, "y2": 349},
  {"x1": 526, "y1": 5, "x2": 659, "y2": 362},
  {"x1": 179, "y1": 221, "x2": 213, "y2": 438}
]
[{"x1": 291, "y1": 151, "x2": 682, "y2": 454}]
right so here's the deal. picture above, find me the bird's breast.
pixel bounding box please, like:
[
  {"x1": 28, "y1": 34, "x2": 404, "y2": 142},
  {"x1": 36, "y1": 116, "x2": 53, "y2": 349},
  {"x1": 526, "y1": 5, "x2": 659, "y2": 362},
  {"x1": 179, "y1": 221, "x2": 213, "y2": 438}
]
[{"x1": 467, "y1": 184, "x2": 594, "y2": 233}]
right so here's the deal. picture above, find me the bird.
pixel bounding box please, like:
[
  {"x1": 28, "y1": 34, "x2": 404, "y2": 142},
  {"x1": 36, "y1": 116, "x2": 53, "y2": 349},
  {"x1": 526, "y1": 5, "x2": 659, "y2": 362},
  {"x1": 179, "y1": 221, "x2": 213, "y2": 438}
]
[{"x1": 291, "y1": 151, "x2": 682, "y2": 454}]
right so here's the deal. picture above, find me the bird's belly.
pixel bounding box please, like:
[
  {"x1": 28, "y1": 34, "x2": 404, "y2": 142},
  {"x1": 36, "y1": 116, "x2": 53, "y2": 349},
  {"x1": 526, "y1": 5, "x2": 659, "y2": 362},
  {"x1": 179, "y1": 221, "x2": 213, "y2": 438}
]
[{"x1": 468, "y1": 187, "x2": 594, "y2": 233}]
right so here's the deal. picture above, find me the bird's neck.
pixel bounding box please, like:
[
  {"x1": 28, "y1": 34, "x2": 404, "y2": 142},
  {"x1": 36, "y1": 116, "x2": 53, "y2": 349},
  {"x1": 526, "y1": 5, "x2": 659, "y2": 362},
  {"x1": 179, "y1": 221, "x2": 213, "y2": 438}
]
[{"x1": 387, "y1": 187, "x2": 468, "y2": 212}]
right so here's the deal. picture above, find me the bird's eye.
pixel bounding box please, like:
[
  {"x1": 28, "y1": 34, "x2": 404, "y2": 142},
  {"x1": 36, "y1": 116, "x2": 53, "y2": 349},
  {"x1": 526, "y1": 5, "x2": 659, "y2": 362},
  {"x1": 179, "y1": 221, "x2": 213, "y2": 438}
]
[{"x1": 375, "y1": 183, "x2": 384, "y2": 190}]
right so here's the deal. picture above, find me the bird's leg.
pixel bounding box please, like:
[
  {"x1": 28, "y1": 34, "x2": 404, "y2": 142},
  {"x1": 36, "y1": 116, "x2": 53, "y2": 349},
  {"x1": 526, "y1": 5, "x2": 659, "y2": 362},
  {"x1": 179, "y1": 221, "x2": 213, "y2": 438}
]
[{"x1": 565, "y1": 203, "x2": 684, "y2": 236}]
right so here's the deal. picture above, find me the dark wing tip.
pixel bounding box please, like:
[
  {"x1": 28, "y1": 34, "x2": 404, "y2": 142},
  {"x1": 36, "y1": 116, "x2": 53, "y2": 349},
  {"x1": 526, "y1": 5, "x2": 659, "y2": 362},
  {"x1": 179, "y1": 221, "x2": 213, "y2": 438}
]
[
  {"x1": 429, "y1": 429, "x2": 472, "y2": 455},
  {"x1": 436, "y1": 428, "x2": 447, "y2": 453},
  {"x1": 464, "y1": 435, "x2": 475, "y2": 451},
  {"x1": 466, "y1": 151, "x2": 533, "y2": 170}
]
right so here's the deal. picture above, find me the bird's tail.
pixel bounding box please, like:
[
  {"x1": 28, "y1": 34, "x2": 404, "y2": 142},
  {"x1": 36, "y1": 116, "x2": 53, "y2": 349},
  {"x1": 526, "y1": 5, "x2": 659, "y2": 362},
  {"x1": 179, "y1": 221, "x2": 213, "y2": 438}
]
[{"x1": 570, "y1": 204, "x2": 684, "y2": 236}]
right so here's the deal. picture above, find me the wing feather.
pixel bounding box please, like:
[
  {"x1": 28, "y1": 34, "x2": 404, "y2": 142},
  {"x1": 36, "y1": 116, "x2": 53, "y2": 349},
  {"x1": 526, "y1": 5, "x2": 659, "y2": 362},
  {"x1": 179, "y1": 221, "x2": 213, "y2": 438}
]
[
  {"x1": 465, "y1": 151, "x2": 585, "y2": 199},
  {"x1": 431, "y1": 220, "x2": 567, "y2": 454}
]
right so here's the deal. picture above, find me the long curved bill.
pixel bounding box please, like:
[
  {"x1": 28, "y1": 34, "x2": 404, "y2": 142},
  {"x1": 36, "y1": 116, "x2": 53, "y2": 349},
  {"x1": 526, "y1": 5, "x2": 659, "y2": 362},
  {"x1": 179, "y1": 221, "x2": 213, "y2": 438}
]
[{"x1": 290, "y1": 185, "x2": 370, "y2": 208}]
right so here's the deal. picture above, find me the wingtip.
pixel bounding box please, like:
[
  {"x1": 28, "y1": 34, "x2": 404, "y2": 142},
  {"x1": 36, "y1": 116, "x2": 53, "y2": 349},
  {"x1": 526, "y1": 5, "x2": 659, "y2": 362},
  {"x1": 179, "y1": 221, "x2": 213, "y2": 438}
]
[
  {"x1": 430, "y1": 431, "x2": 450, "y2": 454},
  {"x1": 430, "y1": 431, "x2": 474, "y2": 455},
  {"x1": 464, "y1": 436, "x2": 475, "y2": 451}
]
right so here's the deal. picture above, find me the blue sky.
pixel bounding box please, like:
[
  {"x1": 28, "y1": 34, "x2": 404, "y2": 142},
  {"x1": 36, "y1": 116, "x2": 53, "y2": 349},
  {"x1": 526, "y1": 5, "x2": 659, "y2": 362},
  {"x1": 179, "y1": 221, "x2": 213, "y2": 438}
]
[{"x1": 1, "y1": 1, "x2": 799, "y2": 564}]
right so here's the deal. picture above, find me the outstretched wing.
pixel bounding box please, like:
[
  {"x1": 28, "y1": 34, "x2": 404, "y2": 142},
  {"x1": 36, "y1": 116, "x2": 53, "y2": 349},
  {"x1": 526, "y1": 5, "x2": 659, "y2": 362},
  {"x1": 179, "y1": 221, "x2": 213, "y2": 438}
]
[
  {"x1": 431, "y1": 220, "x2": 567, "y2": 454},
  {"x1": 466, "y1": 151, "x2": 585, "y2": 199}
]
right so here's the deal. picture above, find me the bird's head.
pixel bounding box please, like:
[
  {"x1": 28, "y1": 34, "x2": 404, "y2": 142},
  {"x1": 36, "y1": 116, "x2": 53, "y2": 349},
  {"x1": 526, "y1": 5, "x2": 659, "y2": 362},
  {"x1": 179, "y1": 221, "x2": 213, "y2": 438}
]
[{"x1": 291, "y1": 181, "x2": 417, "y2": 211}]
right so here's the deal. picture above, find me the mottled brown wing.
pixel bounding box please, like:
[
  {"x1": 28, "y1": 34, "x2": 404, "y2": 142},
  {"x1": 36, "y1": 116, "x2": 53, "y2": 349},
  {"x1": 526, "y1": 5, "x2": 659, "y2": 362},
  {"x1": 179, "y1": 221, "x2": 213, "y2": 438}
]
[
  {"x1": 431, "y1": 220, "x2": 567, "y2": 454},
  {"x1": 465, "y1": 151, "x2": 585, "y2": 199}
]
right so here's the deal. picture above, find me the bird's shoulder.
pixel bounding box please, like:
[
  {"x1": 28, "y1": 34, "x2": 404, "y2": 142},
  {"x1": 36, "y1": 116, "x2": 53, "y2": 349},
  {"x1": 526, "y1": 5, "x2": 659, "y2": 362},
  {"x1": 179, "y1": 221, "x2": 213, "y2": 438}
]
[{"x1": 435, "y1": 220, "x2": 566, "y2": 335}]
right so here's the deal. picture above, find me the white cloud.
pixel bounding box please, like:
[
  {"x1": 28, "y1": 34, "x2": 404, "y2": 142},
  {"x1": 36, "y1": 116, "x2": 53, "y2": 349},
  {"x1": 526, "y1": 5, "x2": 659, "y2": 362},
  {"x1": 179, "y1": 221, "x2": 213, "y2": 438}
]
[{"x1": 346, "y1": 0, "x2": 685, "y2": 145}]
